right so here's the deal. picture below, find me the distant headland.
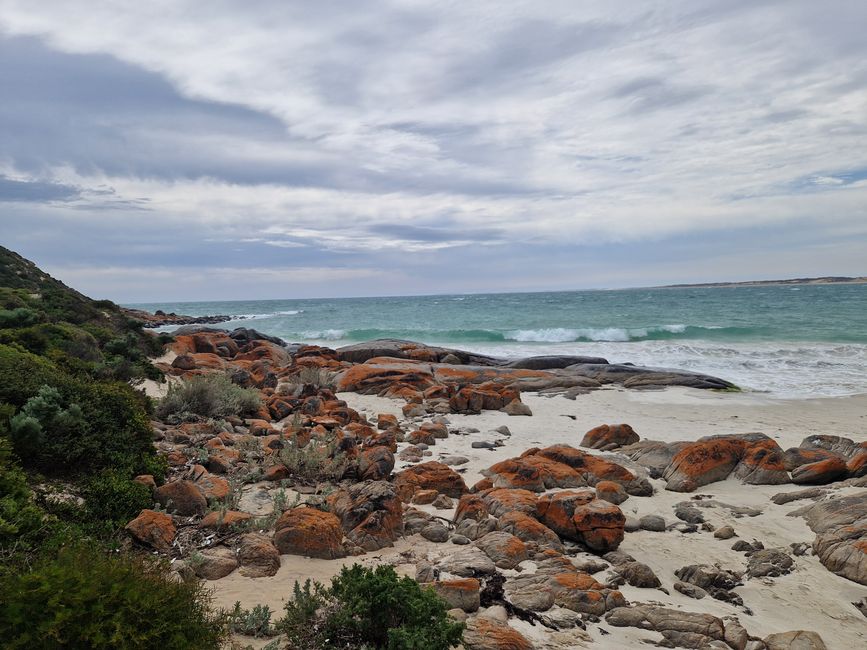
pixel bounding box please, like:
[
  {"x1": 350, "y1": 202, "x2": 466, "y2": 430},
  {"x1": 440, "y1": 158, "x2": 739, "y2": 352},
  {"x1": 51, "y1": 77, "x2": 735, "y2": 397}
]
[{"x1": 657, "y1": 276, "x2": 867, "y2": 289}]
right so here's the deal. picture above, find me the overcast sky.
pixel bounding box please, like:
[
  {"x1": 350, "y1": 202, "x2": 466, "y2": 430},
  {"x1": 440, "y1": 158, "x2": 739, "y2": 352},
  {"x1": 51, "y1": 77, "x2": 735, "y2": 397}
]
[{"x1": 1, "y1": 0, "x2": 866, "y2": 302}]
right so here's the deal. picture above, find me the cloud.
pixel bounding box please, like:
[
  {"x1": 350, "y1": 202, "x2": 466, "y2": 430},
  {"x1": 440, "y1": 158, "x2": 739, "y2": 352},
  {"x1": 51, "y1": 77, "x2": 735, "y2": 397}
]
[{"x1": 0, "y1": 0, "x2": 865, "y2": 300}]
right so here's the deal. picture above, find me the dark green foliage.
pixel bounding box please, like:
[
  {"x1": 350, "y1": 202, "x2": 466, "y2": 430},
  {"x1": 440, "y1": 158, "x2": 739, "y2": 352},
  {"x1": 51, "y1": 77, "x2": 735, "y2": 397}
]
[
  {"x1": 0, "y1": 439, "x2": 43, "y2": 548},
  {"x1": 81, "y1": 470, "x2": 153, "y2": 532},
  {"x1": 0, "y1": 307, "x2": 40, "y2": 329},
  {"x1": 0, "y1": 547, "x2": 227, "y2": 649},
  {"x1": 156, "y1": 373, "x2": 261, "y2": 421},
  {"x1": 0, "y1": 345, "x2": 157, "y2": 476},
  {"x1": 277, "y1": 565, "x2": 464, "y2": 650}
]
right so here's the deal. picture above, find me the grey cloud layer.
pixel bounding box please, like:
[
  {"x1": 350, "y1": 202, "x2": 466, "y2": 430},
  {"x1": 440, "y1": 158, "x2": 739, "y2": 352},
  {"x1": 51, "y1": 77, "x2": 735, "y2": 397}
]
[{"x1": 0, "y1": 0, "x2": 865, "y2": 300}]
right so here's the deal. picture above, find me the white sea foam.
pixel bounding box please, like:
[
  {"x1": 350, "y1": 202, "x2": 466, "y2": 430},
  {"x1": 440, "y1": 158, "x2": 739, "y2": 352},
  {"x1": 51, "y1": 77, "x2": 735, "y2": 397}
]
[{"x1": 302, "y1": 329, "x2": 347, "y2": 340}]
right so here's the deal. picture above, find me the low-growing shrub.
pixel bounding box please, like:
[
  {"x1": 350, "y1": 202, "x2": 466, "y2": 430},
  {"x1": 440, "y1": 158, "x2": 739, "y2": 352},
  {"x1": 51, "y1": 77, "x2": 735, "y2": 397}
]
[
  {"x1": 0, "y1": 547, "x2": 227, "y2": 649},
  {"x1": 227, "y1": 601, "x2": 276, "y2": 638},
  {"x1": 278, "y1": 436, "x2": 347, "y2": 484},
  {"x1": 276, "y1": 564, "x2": 464, "y2": 650},
  {"x1": 0, "y1": 439, "x2": 43, "y2": 550},
  {"x1": 156, "y1": 374, "x2": 261, "y2": 421},
  {"x1": 0, "y1": 345, "x2": 157, "y2": 476},
  {"x1": 81, "y1": 469, "x2": 153, "y2": 533}
]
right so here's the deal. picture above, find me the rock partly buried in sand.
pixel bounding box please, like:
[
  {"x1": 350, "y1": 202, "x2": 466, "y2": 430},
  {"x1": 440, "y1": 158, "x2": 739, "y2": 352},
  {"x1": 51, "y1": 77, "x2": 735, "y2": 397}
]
[
  {"x1": 763, "y1": 630, "x2": 828, "y2": 650},
  {"x1": 125, "y1": 509, "x2": 176, "y2": 551},
  {"x1": 536, "y1": 490, "x2": 626, "y2": 552},
  {"x1": 274, "y1": 507, "x2": 345, "y2": 559},
  {"x1": 461, "y1": 615, "x2": 534, "y2": 650},
  {"x1": 581, "y1": 423, "x2": 640, "y2": 451},
  {"x1": 237, "y1": 533, "x2": 280, "y2": 577},
  {"x1": 394, "y1": 461, "x2": 469, "y2": 501},
  {"x1": 792, "y1": 491, "x2": 867, "y2": 585},
  {"x1": 791, "y1": 457, "x2": 848, "y2": 485},
  {"x1": 193, "y1": 547, "x2": 238, "y2": 580},
  {"x1": 662, "y1": 433, "x2": 790, "y2": 492},
  {"x1": 438, "y1": 546, "x2": 498, "y2": 577},
  {"x1": 326, "y1": 480, "x2": 403, "y2": 551},
  {"x1": 474, "y1": 531, "x2": 529, "y2": 569},
  {"x1": 606, "y1": 605, "x2": 734, "y2": 649}
]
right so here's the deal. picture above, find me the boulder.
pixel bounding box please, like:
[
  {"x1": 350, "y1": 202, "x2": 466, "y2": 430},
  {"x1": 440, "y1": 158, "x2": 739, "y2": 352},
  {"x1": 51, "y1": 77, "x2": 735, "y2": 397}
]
[
  {"x1": 595, "y1": 480, "x2": 628, "y2": 505},
  {"x1": 428, "y1": 578, "x2": 480, "y2": 612},
  {"x1": 617, "y1": 561, "x2": 661, "y2": 588},
  {"x1": 497, "y1": 510, "x2": 563, "y2": 551},
  {"x1": 154, "y1": 480, "x2": 207, "y2": 516},
  {"x1": 199, "y1": 510, "x2": 252, "y2": 530},
  {"x1": 461, "y1": 616, "x2": 534, "y2": 650},
  {"x1": 237, "y1": 533, "x2": 280, "y2": 577},
  {"x1": 437, "y1": 546, "x2": 497, "y2": 577},
  {"x1": 274, "y1": 508, "x2": 345, "y2": 559},
  {"x1": 480, "y1": 488, "x2": 538, "y2": 518},
  {"x1": 125, "y1": 509, "x2": 176, "y2": 551},
  {"x1": 193, "y1": 547, "x2": 238, "y2": 580},
  {"x1": 474, "y1": 531, "x2": 529, "y2": 569},
  {"x1": 581, "y1": 424, "x2": 639, "y2": 451},
  {"x1": 394, "y1": 461, "x2": 469, "y2": 501},
  {"x1": 327, "y1": 481, "x2": 403, "y2": 551},
  {"x1": 764, "y1": 631, "x2": 828, "y2": 650},
  {"x1": 536, "y1": 490, "x2": 625, "y2": 552},
  {"x1": 791, "y1": 457, "x2": 848, "y2": 485},
  {"x1": 606, "y1": 605, "x2": 726, "y2": 648},
  {"x1": 356, "y1": 446, "x2": 395, "y2": 481},
  {"x1": 484, "y1": 458, "x2": 545, "y2": 492}
]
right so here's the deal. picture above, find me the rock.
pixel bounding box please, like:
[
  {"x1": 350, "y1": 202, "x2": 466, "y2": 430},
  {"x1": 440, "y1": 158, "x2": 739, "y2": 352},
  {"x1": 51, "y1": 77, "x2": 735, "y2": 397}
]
[
  {"x1": 480, "y1": 488, "x2": 539, "y2": 518},
  {"x1": 377, "y1": 413, "x2": 399, "y2": 429},
  {"x1": 714, "y1": 525, "x2": 736, "y2": 540},
  {"x1": 394, "y1": 461, "x2": 469, "y2": 501},
  {"x1": 442, "y1": 455, "x2": 469, "y2": 466},
  {"x1": 454, "y1": 494, "x2": 490, "y2": 523},
  {"x1": 125, "y1": 509, "x2": 176, "y2": 551},
  {"x1": 732, "y1": 437, "x2": 790, "y2": 485},
  {"x1": 421, "y1": 522, "x2": 450, "y2": 543},
  {"x1": 428, "y1": 578, "x2": 481, "y2": 612},
  {"x1": 763, "y1": 630, "x2": 828, "y2": 650},
  {"x1": 357, "y1": 446, "x2": 395, "y2": 481},
  {"x1": 154, "y1": 480, "x2": 207, "y2": 516},
  {"x1": 497, "y1": 510, "x2": 563, "y2": 551},
  {"x1": 133, "y1": 474, "x2": 156, "y2": 491},
  {"x1": 747, "y1": 548, "x2": 794, "y2": 578},
  {"x1": 408, "y1": 429, "x2": 436, "y2": 446},
  {"x1": 674, "y1": 581, "x2": 707, "y2": 599},
  {"x1": 199, "y1": 510, "x2": 252, "y2": 530},
  {"x1": 237, "y1": 533, "x2": 280, "y2": 577},
  {"x1": 503, "y1": 399, "x2": 532, "y2": 416},
  {"x1": 402, "y1": 403, "x2": 427, "y2": 418},
  {"x1": 522, "y1": 444, "x2": 653, "y2": 496},
  {"x1": 606, "y1": 605, "x2": 726, "y2": 648},
  {"x1": 793, "y1": 491, "x2": 867, "y2": 584},
  {"x1": 581, "y1": 424, "x2": 639, "y2": 451},
  {"x1": 485, "y1": 458, "x2": 546, "y2": 492},
  {"x1": 274, "y1": 508, "x2": 345, "y2": 559},
  {"x1": 462, "y1": 616, "x2": 534, "y2": 650},
  {"x1": 452, "y1": 534, "x2": 470, "y2": 545},
  {"x1": 438, "y1": 546, "x2": 497, "y2": 577},
  {"x1": 724, "y1": 619, "x2": 751, "y2": 650},
  {"x1": 617, "y1": 561, "x2": 661, "y2": 588},
  {"x1": 624, "y1": 516, "x2": 640, "y2": 532},
  {"x1": 536, "y1": 490, "x2": 625, "y2": 552},
  {"x1": 771, "y1": 487, "x2": 827, "y2": 505},
  {"x1": 475, "y1": 531, "x2": 529, "y2": 569},
  {"x1": 432, "y1": 494, "x2": 454, "y2": 509},
  {"x1": 193, "y1": 548, "x2": 238, "y2": 580},
  {"x1": 472, "y1": 441, "x2": 499, "y2": 449},
  {"x1": 791, "y1": 457, "x2": 848, "y2": 485},
  {"x1": 639, "y1": 514, "x2": 667, "y2": 532},
  {"x1": 413, "y1": 489, "x2": 439, "y2": 505},
  {"x1": 675, "y1": 502, "x2": 706, "y2": 524},
  {"x1": 327, "y1": 481, "x2": 403, "y2": 551},
  {"x1": 595, "y1": 480, "x2": 628, "y2": 505}
]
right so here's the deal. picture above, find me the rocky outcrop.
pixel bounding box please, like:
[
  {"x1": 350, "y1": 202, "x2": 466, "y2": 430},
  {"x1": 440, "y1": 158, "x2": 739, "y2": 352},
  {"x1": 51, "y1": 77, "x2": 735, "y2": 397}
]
[
  {"x1": 606, "y1": 605, "x2": 726, "y2": 649},
  {"x1": 792, "y1": 491, "x2": 867, "y2": 585},
  {"x1": 581, "y1": 423, "x2": 639, "y2": 450},
  {"x1": 394, "y1": 461, "x2": 469, "y2": 501},
  {"x1": 327, "y1": 481, "x2": 403, "y2": 551},
  {"x1": 535, "y1": 490, "x2": 625, "y2": 552}
]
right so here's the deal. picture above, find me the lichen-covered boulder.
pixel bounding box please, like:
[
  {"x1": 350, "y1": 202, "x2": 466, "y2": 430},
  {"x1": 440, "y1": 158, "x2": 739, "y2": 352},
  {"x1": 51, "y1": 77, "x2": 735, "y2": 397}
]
[
  {"x1": 154, "y1": 480, "x2": 207, "y2": 516},
  {"x1": 394, "y1": 461, "x2": 468, "y2": 501},
  {"x1": 326, "y1": 480, "x2": 403, "y2": 551},
  {"x1": 125, "y1": 509, "x2": 176, "y2": 551},
  {"x1": 274, "y1": 507, "x2": 344, "y2": 559},
  {"x1": 581, "y1": 424, "x2": 639, "y2": 451},
  {"x1": 536, "y1": 490, "x2": 625, "y2": 552}
]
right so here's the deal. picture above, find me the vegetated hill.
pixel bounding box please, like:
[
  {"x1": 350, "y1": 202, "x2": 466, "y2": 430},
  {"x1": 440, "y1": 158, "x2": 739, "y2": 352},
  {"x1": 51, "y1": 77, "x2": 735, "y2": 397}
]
[{"x1": 0, "y1": 244, "x2": 166, "y2": 381}]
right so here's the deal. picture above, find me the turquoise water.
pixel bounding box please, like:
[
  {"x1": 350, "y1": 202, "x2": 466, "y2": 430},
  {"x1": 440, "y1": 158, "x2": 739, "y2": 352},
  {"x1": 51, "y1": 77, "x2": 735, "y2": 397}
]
[{"x1": 130, "y1": 284, "x2": 867, "y2": 398}]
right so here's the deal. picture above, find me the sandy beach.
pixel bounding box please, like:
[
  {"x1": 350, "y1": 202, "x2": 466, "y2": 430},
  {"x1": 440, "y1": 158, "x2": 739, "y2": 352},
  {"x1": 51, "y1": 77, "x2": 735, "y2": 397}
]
[{"x1": 212, "y1": 387, "x2": 867, "y2": 649}]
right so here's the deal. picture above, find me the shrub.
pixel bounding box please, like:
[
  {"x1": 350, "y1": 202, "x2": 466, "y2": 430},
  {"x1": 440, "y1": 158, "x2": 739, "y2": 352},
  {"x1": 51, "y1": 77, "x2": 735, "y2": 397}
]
[
  {"x1": 0, "y1": 439, "x2": 43, "y2": 550},
  {"x1": 276, "y1": 565, "x2": 464, "y2": 650},
  {"x1": 156, "y1": 373, "x2": 261, "y2": 421},
  {"x1": 0, "y1": 547, "x2": 227, "y2": 649},
  {"x1": 278, "y1": 436, "x2": 347, "y2": 483},
  {"x1": 0, "y1": 307, "x2": 40, "y2": 329},
  {"x1": 0, "y1": 345, "x2": 157, "y2": 476},
  {"x1": 227, "y1": 601, "x2": 276, "y2": 638},
  {"x1": 81, "y1": 470, "x2": 153, "y2": 532}
]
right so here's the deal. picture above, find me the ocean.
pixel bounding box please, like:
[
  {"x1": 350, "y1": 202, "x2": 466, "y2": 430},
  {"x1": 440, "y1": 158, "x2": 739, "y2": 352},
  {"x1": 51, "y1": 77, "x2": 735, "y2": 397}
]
[{"x1": 129, "y1": 284, "x2": 867, "y2": 399}]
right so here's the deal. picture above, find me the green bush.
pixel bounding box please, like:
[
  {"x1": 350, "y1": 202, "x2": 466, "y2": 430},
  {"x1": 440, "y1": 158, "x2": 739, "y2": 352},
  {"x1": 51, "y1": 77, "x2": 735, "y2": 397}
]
[
  {"x1": 277, "y1": 565, "x2": 464, "y2": 650},
  {"x1": 227, "y1": 601, "x2": 275, "y2": 638},
  {"x1": 156, "y1": 373, "x2": 261, "y2": 421},
  {"x1": 81, "y1": 470, "x2": 152, "y2": 532},
  {"x1": 0, "y1": 547, "x2": 227, "y2": 649},
  {"x1": 0, "y1": 345, "x2": 157, "y2": 476},
  {"x1": 0, "y1": 439, "x2": 43, "y2": 550},
  {"x1": 0, "y1": 307, "x2": 40, "y2": 329}
]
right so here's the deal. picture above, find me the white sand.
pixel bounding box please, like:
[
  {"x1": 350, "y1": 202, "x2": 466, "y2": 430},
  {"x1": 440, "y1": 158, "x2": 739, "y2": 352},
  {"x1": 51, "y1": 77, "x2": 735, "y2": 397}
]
[{"x1": 213, "y1": 387, "x2": 867, "y2": 649}]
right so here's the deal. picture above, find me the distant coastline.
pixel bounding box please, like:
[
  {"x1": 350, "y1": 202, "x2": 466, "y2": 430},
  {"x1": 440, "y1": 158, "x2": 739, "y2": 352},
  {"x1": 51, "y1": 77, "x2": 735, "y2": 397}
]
[{"x1": 656, "y1": 276, "x2": 867, "y2": 289}]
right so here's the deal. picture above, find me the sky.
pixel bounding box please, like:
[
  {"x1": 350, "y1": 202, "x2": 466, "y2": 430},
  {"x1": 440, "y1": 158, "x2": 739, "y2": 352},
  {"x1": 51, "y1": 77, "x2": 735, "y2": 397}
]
[{"x1": 0, "y1": 0, "x2": 866, "y2": 303}]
